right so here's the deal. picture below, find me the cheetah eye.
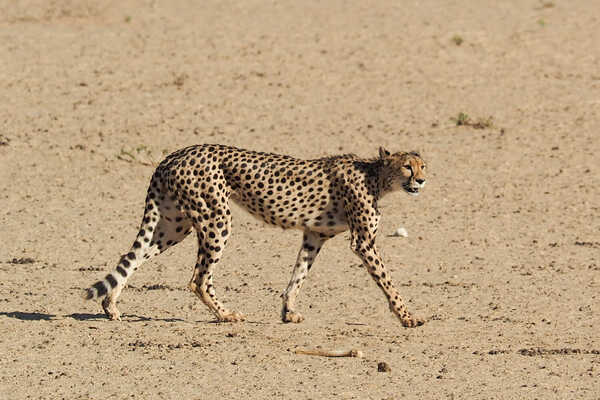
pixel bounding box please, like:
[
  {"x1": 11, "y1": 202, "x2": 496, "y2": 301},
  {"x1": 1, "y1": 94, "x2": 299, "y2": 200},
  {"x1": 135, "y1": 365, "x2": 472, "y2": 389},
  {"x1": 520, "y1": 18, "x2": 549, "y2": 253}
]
[{"x1": 403, "y1": 165, "x2": 412, "y2": 170}]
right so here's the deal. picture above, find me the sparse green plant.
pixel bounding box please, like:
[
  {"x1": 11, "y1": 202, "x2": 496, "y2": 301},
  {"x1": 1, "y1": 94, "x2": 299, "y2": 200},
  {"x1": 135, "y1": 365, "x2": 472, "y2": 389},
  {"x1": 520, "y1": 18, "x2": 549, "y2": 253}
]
[
  {"x1": 451, "y1": 35, "x2": 464, "y2": 46},
  {"x1": 124, "y1": 16, "x2": 132, "y2": 23},
  {"x1": 452, "y1": 112, "x2": 471, "y2": 126},
  {"x1": 117, "y1": 145, "x2": 156, "y2": 166},
  {"x1": 471, "y1": 116, "x2": 494, "y2": 129},
  {"x1": 451, "y1": 113, "x2": 494, "y2": 129},
  {"x1": 538, "y1": 18, "x2": 546, "y2": 26}
]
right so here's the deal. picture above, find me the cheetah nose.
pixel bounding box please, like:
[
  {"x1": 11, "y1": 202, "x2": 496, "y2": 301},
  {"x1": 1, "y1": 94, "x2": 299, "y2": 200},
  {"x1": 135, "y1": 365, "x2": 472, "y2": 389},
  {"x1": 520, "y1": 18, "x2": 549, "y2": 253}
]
[{"x1": 415, "y1": 179, "x2": 425, "y2": 185}]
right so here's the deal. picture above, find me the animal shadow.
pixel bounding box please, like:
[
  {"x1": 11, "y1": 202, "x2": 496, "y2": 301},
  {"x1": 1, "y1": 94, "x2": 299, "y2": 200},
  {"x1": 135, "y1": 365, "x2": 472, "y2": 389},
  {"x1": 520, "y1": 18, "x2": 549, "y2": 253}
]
[
  {"x1": 0, "y1": 311, "x2": 56, "y2": 321},
  {"x1": 66, "y1": 313, "x2": 107, "y2": 321},
  {"x1": 1, "y1": 311, "x2": 185, "y2": 323}
]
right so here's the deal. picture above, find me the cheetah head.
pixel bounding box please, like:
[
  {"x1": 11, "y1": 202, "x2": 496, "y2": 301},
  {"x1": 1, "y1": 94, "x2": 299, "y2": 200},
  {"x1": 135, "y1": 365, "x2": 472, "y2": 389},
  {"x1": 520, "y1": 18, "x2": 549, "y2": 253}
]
[{"x1": 379, "y1": 147, "x2": 426, "y2": 196}]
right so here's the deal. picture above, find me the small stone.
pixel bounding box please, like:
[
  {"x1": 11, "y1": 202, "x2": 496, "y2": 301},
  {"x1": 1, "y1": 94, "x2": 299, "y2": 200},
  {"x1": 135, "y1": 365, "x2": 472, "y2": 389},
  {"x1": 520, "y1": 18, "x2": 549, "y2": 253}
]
[
  {"x1": 377, "y1": 361, "x2": 391, "y2": 372},
  {"x1": 391, "y1": 227, "x2": 408, "y2": 237}
]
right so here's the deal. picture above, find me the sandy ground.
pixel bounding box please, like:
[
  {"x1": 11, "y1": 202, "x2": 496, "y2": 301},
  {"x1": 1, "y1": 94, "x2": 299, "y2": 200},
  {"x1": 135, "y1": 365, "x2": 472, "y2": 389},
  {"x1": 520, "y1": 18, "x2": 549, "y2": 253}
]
[{"x1": 1, "y1": 0, "x2": 599, "y2": 398}]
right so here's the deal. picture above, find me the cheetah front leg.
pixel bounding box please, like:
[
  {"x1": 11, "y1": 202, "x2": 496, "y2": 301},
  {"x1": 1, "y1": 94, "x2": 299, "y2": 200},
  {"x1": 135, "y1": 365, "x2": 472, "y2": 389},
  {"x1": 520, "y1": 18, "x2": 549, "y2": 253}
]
[
  {"x1": 352, "y1": 239, "x2": 425, "y2": 327},
  {"x1": 281, "y1": 230, "x2": 328, "y2": 323},
  {"x1": 345, "y1": 200, "x2": 424, "y2": 328}
]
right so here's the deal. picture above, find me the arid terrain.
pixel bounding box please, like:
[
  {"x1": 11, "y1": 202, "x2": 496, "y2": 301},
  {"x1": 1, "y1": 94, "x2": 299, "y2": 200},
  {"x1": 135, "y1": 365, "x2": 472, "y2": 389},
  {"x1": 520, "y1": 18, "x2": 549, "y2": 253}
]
[{"x1": 1, "y1": 0, "x2": 599, "y2": 398}]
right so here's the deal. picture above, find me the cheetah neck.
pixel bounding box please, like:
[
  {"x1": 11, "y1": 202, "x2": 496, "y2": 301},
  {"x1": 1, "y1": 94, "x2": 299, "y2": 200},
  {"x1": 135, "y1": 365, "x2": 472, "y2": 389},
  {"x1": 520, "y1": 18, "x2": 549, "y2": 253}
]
[
  {"x1": 375, "y1": 160, "x2": 397, "y2": 199},
  {"x1": 356, "y1": 158, "x2": 387, "y2": 201}
]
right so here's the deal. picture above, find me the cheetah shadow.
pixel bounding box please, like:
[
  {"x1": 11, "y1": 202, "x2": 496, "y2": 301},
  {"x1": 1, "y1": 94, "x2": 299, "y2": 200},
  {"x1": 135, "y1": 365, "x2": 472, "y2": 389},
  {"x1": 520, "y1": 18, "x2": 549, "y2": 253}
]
[
  {"x1": 0, "y1": 311, "x2": 101, "y2": 321},
  {"x1": 67, "y1": 313, "x2": 109, "y2": 321},
  {"x1": 0, "y1": 311, "x2": 56, "y2": 321},
  {"x1": 67, "y1": 313, "x2": 185, "y2": 322},
  {"x1": 119, "y1": 314, "x2": 185, "y2": 323},
  {"x1": 0, "y1": 311, "x2": 184, "y2": 323}
]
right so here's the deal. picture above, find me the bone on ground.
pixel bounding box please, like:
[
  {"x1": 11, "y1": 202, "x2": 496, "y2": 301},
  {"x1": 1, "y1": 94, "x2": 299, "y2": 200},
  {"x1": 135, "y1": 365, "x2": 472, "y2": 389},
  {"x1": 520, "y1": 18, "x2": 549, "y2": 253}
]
[{"x1": 293, "y1": 348, "x2": 364, "y2": 358}]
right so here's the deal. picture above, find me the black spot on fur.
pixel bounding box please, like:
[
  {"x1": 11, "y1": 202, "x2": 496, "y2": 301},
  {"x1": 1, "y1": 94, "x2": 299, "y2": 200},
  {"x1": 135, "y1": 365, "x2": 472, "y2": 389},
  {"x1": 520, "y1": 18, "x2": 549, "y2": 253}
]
[
  {"x1": 106, "y1": 274, "x2": 118, "y2": 288},
  {"x1": 93, "y1": 281, "x2": 107, "y2": 297},
  {"x1": 303, "y1": 243, "x2": 315, "y2": 252}
]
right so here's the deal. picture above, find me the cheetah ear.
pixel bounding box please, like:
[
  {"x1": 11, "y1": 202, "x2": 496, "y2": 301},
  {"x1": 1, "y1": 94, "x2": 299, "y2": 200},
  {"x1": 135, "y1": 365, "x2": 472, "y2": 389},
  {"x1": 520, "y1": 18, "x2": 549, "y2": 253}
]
[{"x1": 379, "y1": 147, "x2": 391, "y2": 159}]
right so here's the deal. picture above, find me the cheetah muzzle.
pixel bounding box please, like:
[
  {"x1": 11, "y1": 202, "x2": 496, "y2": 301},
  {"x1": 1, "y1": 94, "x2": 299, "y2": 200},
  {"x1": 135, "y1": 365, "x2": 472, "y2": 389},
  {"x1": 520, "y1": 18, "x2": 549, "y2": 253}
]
[{"x1": 85, "y1": 144, "x2": 428, "y2": 328}]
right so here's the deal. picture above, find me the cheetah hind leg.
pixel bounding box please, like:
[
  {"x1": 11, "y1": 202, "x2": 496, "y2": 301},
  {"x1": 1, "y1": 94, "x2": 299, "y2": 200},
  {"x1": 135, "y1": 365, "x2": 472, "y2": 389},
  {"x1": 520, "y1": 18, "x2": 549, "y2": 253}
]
[
  {"x1": 89, "y1": 189, "x2": 193, "y2": 321},
  {"x1": 187, "y1": 209, "x2": 245, "y2": 322},
  {"x1": 281, "y1": 230, "x2": 327, "y2": 323},
  {"x1": 188, "y1": 258, "x2": 245, "y2": 323}
]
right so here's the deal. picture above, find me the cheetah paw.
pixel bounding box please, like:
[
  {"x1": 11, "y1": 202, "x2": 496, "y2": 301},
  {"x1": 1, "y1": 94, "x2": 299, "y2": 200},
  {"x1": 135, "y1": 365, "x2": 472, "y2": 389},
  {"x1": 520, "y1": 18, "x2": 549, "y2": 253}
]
[
  {"x1": 102, "y1": 300, "x2": 121, "y2": 321},
  {"x1": 400, "y1": 315, "x2": 425, "y2": 328},
  {"x1": 218, "y1": 311, "x2": 246, "y2": 322},
  {"x1": 282, "y1": 311, "x2": 304, "y2": 323},
  {"x1": 109, "y1": 313, "x2": 122, "y2": 321}
]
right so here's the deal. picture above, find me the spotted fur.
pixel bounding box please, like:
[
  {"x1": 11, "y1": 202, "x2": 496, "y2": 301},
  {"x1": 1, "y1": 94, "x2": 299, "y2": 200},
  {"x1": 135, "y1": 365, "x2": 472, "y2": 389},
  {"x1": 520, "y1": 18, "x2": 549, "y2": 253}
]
[{"x1": 85, "y1": 144, "x2": 427, "y2": 327}]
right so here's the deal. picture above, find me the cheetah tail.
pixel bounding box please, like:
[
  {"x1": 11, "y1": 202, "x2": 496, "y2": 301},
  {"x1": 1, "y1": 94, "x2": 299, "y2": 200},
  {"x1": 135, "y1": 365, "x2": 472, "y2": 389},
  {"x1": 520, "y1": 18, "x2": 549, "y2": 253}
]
[
  {"x1": 84, "y1": 177, "x2": 164, "y2": 301},
  {"x1": 82, "y1": 247, "x2": 148, "y2": 301},
  {"x1": 83, "y1": 253, "x2": 132, "y2": 301}
]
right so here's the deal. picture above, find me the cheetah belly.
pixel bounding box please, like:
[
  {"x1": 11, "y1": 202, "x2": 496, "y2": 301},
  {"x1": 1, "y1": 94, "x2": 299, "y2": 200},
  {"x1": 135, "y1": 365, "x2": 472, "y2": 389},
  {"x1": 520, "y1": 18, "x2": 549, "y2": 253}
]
[
  {"x1": 229, "y1": 194, "x2": 300, "y2": 229},
  {"x1": 305, "y1": 220, "x2": 349, "y2": 234},
  {"x1": 230, "y1": 193, "x2": 349, "y2": 234},
  {"x1": 303, "y1": 207, "x2": 350, "y2": 234}
]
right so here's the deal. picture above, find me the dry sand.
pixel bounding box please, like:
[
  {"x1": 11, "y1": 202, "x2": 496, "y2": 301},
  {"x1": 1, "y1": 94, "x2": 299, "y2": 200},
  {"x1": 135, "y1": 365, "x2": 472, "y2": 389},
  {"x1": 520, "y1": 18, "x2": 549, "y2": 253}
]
[{"x1": 1, "y1": 0, "x2": 599, "y2": 398}]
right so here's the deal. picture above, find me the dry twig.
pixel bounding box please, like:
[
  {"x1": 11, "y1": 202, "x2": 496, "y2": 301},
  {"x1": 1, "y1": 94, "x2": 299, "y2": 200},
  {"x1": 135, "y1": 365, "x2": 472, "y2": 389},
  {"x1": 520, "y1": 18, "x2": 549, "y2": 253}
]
[{"x1": 293, "y1": 348, "x2": 364, "y2": 358}]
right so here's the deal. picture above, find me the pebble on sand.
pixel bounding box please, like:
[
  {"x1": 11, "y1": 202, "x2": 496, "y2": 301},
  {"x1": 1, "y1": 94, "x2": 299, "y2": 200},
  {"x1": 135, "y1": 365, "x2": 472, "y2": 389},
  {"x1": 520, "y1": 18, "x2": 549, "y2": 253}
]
[
  {"x1": 391, "y1": 227, "x2": 408, "y2": 237},
  {"x1": 377, "y1": 361, "x2": 391, "y2": 372}
]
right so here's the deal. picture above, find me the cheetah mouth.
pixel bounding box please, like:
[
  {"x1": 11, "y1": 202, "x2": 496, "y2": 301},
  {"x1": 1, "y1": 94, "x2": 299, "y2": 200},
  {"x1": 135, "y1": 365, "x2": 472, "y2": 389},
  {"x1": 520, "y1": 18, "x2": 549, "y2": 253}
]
[{"x1": 403, "y1": 185, "x2": 420, "y2": 196}]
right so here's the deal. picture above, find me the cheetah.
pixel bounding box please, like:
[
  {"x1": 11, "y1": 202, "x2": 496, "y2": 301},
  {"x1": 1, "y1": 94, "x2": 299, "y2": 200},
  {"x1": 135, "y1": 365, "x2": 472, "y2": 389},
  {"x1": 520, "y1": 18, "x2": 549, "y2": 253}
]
[{"x1": 85, "y1": 144, "x2": 427, "y2": 327}]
